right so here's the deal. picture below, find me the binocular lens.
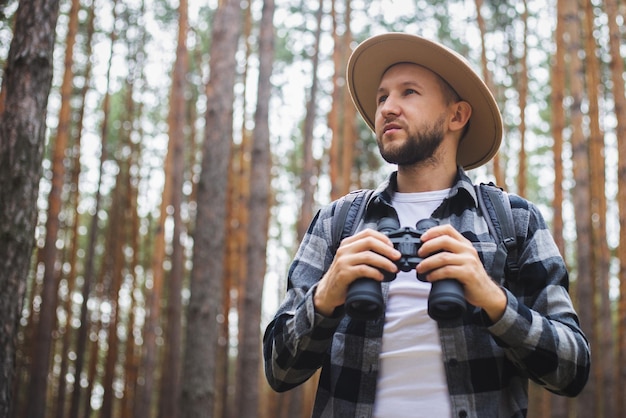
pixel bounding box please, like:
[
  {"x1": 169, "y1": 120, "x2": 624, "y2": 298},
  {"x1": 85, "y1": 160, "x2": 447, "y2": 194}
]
[
  {"x1": 427, "y1": 279, "x2": 466, "y2": 320},
  {"x1": 345, "y1": 278, "x2": 384, "y2": 321}
]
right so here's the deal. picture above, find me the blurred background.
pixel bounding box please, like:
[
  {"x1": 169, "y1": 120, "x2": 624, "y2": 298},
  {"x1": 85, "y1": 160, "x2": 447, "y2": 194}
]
[{"x1": 0, "y1": 0, "x2": 624, "y2": 417}]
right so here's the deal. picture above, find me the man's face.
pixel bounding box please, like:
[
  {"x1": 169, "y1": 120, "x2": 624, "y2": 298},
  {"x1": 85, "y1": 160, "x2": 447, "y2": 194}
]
[{"x1": 374, "y1": 63, "x2": 452, "y2": 166}]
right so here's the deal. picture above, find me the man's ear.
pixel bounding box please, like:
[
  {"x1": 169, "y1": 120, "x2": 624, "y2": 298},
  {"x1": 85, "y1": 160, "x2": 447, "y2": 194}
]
[{"x1": 449, "y1": 101, "x2": 472, "y2": 133}]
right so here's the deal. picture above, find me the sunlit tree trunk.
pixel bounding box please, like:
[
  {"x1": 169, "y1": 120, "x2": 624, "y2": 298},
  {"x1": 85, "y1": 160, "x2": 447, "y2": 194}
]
[
  {"x1": 474, "y1": 0, "x2": 504, "y2": 185},
  {"x1": 607, "y1": 0, "x2": 626, "y2": 414},
  {"x1": 157, "y1": 1, "x2": 189, "y2": 417},
  {"x1": 339, "y1": 1, "x2": 355, "y2": 195},
  {"x1": 563, "y1": 1, "x2": 594, "y2": 416},
  {"x1": 551, "y1": 0, "x2": 566, "y2": 256},
  {"x1": 226, "y1": 6, "x2": 254, "y2": 416},
  {"x1": 546, "y1": 1, "x2": 567, "y2": 416},
  {"x1": 583, "y1": 1, "x2": 613, "y2": 416},
  {"x1": 180, "y1": 0, "x2": 241, "y2": 416},
  {"x1": 296, "y1": 0, "x2": 323, "y2": 242},
  {"x1": 235, "y1": 1, "x2": 275, "y2": 417},
  {"x1": 0, "y1": 0, "x2": 60, "y2": 416},
  {"x1": 515, "y1": 1, "x2": 528, "y2": 197},
  {"x1": 328, "y1": 0, "x2": 353, "y2": 200}
]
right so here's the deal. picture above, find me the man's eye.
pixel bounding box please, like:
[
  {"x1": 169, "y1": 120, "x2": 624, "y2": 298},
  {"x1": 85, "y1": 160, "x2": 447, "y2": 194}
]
[
  {"x1": 405, "y1": 89, "x2": 417, "y2": 95},
  {"x1": 377, "y1": 95, "x2": 388, "y2": 104}
]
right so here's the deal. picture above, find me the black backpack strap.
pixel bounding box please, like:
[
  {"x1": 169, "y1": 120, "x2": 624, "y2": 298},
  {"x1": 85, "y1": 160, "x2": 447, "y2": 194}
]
[
  {"x1": 331, "y1": 189, "x2": 374, "y2": 253},
  {"x1": 476, "y1": 183, "x2": 519, "y2": 280}
]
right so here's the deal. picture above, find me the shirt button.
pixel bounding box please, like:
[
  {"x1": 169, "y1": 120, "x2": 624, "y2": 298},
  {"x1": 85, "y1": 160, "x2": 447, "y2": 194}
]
[{"x1": 458, "y1": 411, "x2": 468, "y2": 418}]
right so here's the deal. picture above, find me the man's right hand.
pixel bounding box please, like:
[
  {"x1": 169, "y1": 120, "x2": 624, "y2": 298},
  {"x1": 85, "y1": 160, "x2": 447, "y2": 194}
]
[{"x1": 314, "y1": 229, "x2": 401, "y2": 316}]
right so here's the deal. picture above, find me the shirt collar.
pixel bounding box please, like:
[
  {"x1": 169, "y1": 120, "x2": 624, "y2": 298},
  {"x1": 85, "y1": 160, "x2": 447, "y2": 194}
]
[{"x1": 372, "y1": 166, "x2": 478, "y2": 209}]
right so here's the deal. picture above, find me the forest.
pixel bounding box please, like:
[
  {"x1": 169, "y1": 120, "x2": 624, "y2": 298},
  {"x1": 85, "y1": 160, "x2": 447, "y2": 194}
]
[{"x1": 0, "y1": 0, "x2": 625, "y2": 417}]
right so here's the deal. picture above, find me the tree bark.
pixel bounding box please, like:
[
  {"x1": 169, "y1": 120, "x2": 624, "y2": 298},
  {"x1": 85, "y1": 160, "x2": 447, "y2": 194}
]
[
  {"x1": 583, "y1": 2, "x2": 613, "y2": 416},
  {"x1": 180, "y1": 1, "x2": 241, "y2": 416},
  {"x1": 158, "y1": 1, "x2": 189, "y2": 417},
  {"x1": 606, "y1": 0, "x2": 626, "y2": 414},
  {"x1": 0, "y1": 0, "x2": 60, "y2": 416},
  {"x1": 563, "y1": 1, "x2": 595, "y2": 416},
  {"x1": 296, "y1": 0, "x2": 323, "y2": 242},
  {"x1": 235, "y1": 1, "x2": 275, "y2": 417}
]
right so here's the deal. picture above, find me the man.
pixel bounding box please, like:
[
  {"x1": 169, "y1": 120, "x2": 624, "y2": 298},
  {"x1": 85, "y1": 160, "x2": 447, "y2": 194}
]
[{"x1": 263, "y1": 33, "x2": 590, "y2": 418}]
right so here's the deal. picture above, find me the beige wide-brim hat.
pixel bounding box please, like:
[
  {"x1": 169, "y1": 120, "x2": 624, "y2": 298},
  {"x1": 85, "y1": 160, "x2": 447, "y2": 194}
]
[{"x1": 346, "y1": 33, "x2": 503, "y2": 170}]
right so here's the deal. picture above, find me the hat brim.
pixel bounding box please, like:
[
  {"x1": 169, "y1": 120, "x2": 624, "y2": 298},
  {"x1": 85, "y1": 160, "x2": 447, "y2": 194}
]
[{"x1": 346, "y1": 33, "x2": 502, "y2": 170}]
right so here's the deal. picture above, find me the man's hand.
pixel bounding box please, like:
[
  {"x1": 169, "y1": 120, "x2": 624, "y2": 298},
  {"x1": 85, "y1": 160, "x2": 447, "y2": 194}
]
[
  {"x1": 314, "y1": 229, "x2": 401, "y2": 316},
  {"x1": 416, "y1": 224, "x2": 507, "y2": 322}
]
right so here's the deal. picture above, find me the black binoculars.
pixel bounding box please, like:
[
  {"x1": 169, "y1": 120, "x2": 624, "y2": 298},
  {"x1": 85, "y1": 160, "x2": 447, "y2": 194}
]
[{"x1": 345, "y1": 218, "x2": 466, "y2": 321}]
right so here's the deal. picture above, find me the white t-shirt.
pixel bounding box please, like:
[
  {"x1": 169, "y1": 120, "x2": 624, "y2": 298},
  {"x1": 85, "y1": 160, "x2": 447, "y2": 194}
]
[{"x1": 373, "y1": 189, "x2": 452, "y2": 418}]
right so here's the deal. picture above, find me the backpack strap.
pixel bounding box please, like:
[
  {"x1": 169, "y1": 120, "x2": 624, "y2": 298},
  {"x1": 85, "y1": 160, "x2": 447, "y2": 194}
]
[
  {"x1": 475, "y1": 183, "x2": 519, "y2": 280},
  {"x1": 331, "y1": 189, "x2": 374, "y2": 253}
]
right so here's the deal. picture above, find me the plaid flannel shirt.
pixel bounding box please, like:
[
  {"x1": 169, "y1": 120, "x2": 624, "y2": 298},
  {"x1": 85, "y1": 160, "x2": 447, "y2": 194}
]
[{"x1": 263, "y1": 169, "x2": 590, "y2": 418}]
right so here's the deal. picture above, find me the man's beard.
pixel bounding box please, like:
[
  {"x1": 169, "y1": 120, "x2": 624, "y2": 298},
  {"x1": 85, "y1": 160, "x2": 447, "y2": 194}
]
[{"x1": 377, "y1": 115, "x2": 446, "y2": 166}]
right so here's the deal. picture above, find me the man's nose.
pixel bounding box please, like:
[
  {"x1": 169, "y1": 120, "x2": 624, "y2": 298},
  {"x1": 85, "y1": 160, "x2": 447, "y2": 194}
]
[{"x1": 379, "y1": 94, "x2": 400, "y2": 118}]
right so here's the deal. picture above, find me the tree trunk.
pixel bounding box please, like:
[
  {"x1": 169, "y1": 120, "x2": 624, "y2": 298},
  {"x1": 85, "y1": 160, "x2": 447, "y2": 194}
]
[
  {"x1": 180, "y1": 1, "x2": 241, "y2": 416},
  {"x1": 0, "y1": 0, "x2": 60, "y2": 416},
  {"x1": 515, "y1": 1, "x2": 528, "y2": 197},
  {"x1": 27, "y1": 0, "x2": 79, "y2": 414},
  {"x1": 235, "y1": 1, "x2": 275, "y2": 417},
  {"x1": 227, "y1": 6, "x2": 253, "y2": 417},
  {"x1": 99, "y1": 168, "x2": 127, "y2": 418},
  {"x1": 328, "y1": 0, "x2": 343, "y2": 200},
  {"x1": 158, "y1": 1, "x2": 189, "y2": 417},
  {"x1": 339, "y1": 0, "x2": 355, "y2": 195},
  {"x1": 583, "y1": 2, "x2": 613, "y2": 416},
  {"x1": 606, "y1": 0, "x2": 626, "y2": 414},
  {"x1": 296, "y1": 0, "x2": 323, "y2": 242},
  {"x1": 474, "y1": 0, "x2": 504, "y2": 185},
  {"x1": 563, "y1": 1, "x2": 595, "y2": 416}
]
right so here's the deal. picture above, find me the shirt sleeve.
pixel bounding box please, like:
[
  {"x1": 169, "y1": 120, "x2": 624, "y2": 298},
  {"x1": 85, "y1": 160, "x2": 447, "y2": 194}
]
[
  {"x1": 487, "y1": 197, "x2": 591, "y2": 396},
  {"x1": 262, "y1": 201, "x2": 345, "y2": 392}
]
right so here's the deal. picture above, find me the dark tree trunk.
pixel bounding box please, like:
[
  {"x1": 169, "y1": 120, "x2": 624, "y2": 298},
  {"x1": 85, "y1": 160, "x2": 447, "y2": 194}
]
[
  {"x1": 0, "y1": 0, "x2": 60, "y2": 417},
  {"x1": 180, "y1": 1, "x2": 242, "y2": 417}
]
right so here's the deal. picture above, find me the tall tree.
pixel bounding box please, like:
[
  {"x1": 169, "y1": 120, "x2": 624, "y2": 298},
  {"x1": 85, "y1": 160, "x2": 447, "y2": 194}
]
[
  {"x1": 607, "y1": 0, "x2": 626, "y2": 412},
  {"x1": 328, "y1": 0, "x2": 355, "y2": 200},
  {"x1": 562, "y1": 0, "x2": 595, "y2": 416},
  {"x1": 473, "y1": 0, "x2": 504, "y2": 186},
  {"x1": 158, "y1": 0, "x2": 189, "y2": 417},
  {"x1": 25, "y1": 0, "x2": 80, "y2": 413},
  {"x1": 235, "y1": 1, "x2": 275, "y2": 417},
  {"x1": 180, "y1": 0, "x2": 241, "y2": 416},
  {"x1": 547, "y1": 0, "x2": 567, "y2": 415},
  {"x1": 583, "y1": 1, "x2": 612, "y2": 416},
  {"x1": 0, "y1": 0, "x2": 60, "y2": 416},
  {"x1": 515, "y1": 0, "x2": 528, "y2": 197},
  {"x1": 222, "y1": 4, "x2": 253, "y2": 415},
  {"x1": 296, "y1": 0, "x2": 323, "y2": 242}
]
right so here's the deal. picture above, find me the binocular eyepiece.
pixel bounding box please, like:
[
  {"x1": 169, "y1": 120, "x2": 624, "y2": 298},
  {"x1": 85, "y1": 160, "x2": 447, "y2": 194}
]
[{"x1": 344, "y1": 217, "x2": 466, "y2": 321}]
